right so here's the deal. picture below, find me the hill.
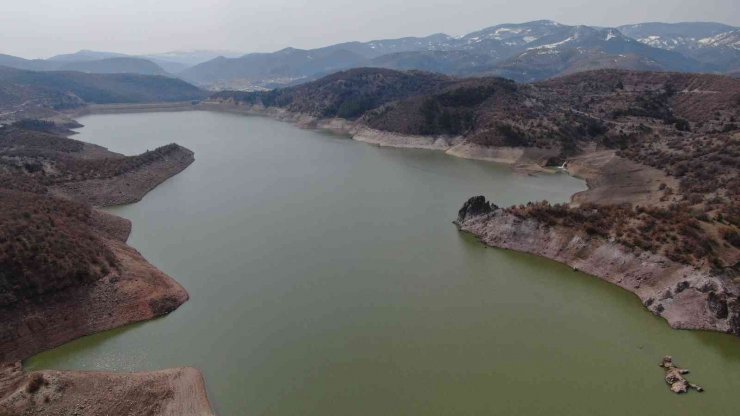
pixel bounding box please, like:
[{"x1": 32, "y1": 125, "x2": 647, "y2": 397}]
[
  {"x1": 47, "y1": 49, "x2": 129, "y2": 62},
  {"x1": 0, "y1": 54, "x2": 59, "y2": 72},
  {"x1": 0, "y1": 66, "x2": 205, "y2": 113},
  {"x1": 180, "y1": 47, "x2": 368, "y2": 88},
  {"x1": 57, "y1": 57, "x2": 169, "y2": 76},
  {"x1": 1, "y1": 52, "x2": 174, "y2": 76},
  {"x1": 212, "y1": 68, "x2": 452, "y2": 119}
]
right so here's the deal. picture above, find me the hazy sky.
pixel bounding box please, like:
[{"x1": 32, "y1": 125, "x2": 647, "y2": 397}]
[{"x1": 2, "y1": 0, "x2": 739, "y2": 59}]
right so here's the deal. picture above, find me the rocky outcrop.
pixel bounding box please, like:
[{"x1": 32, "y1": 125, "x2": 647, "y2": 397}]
[
  {"x1": 455, "y1": 196, "x2": 740, "y2": 335},
  {"x1": 457, "y1": 195, "x2": 496, "y2": 221},
  {"x1": 659, "y1": 356, "x2": 704, "y2": 393}
]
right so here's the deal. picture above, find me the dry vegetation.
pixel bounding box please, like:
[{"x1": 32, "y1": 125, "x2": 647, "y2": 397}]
[
  {"x1": 0, "y1": 189, "x2": 118, "y2": 307},
  {"x1": 0, "y1": 125, "x2": 185, "y2": 186},
  {"x1": 507, "y1": 202, "x2": 737, "y2": 270},
  {"x1": 0, "y1": 124, "x2": 187, "y2": 308}
]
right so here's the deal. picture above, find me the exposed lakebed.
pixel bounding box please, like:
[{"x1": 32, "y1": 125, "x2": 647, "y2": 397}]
[{"x1": 27, "y1": 111, "x2": 740, "y2": 415}]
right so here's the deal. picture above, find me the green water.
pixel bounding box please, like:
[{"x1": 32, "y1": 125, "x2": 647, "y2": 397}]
[{"x1": 27, "y1": 111, "x2": 740, "y2": 415}]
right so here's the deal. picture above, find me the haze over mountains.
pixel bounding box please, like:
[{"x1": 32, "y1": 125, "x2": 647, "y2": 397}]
[
  {"x1": 0, "y1": 49, "x2": 242, "y2": 78},
  {"x1": 180, "y1": 20, "x2": 739, "y2": 89},
  {"x1": 0, "y1": 20, "x2": 737, "y2": 91}
]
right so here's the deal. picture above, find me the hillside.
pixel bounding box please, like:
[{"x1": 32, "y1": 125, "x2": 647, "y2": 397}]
[
  {"x1": 57, "y1": 57, "x2": 168, "y2": 76},
  {"x1": 180, "y1": 47, "x2": 368, "y2": 88},
  {"x1": 0, "y1": 54, "x2": 58, "y2": 72},
  {"x1": 0, "y1": 66, "x2": 205, "y2": 120},
  {"x1": 1, "y1": 52, "x2": 176, "y2": 76},
  {"x1": 47, "y1": 50, "x2": 129, "y2": 62},
  {"x1": 0, "y1": 120, "x2": 195, "y2": 340},
  {"x1": 211, "y1": 68, "x2": 452, "y2": 119}
]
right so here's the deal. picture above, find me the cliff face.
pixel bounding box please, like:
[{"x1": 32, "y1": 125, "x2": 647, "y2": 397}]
[{"x1": 456, "y1": 196, "x2": 740, "y2": 335}]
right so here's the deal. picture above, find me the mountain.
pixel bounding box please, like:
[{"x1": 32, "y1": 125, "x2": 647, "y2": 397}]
[
  {"x1": 4, "y1": 20, "x2": 739, "y2": 88},
  {"x1": 144, "y1": 59, "x2": 189, "y2": 74},
  {"x1": 618, "y1": 22, "x2": 736, "y2": 49},
  {"x1": 619, "y1": 22, "x2": 740, "y2": 72},
  {"x1": 0, "y1": 50, "x2": 244, "y2": 77},
  {"x1": 455, "y1": 20, "x2": 573, "y2": 58},
  {"x1": 0, "y1": 66, "x2": 206, "y2": 108},
  {"x1": 314, "y1": 33, "x2": 456, "y2": 59},
  {"x1": 488, "y1": 26, "x2": 701, "y2": 82},
  {"x1": 57, "y1": 57, "x2": 168, "y2": 76},
  {"x1": 0, "y1": 54, "x2": 59, "y2": 71},
  {"x1": 1, "y1": 53, "x2": 173, "y2": 76},
  {"x1": 184, "y1": 20, "x2": 721, "y2": 89},
  {"x1": 47, "y1": 49, "x2": 129, "y2": 62},
  {"x1": 367, "y1": 50, "x2": 497, "y2": 76},
  {"x1": 180, "y1": 47, "x2": 368, "y2": 88},
  {"x1": 142, "y1": 50, "x2": 243, "y2": 67}
]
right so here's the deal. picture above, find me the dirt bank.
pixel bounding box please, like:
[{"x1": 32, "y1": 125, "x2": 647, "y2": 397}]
[
  {"x1": 566, "y1": 147, "x2": 680, "y2": 207},
  {"x1": 0, "y1": 363, "x2": 213, "y2": 416}
]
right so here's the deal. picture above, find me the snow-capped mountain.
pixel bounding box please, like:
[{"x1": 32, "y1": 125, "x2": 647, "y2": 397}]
[
  {"x1": 174, "y1": 20, "x2": 739, "y2": 88},
  {"x1": 619, "y1": 22, "x2": 736, "y2": 50},
  {"x1": 489, "y1": 25, "x2": 700, "y2": 82},
  {"x1": 453, "y1": 20, "x2": 572, "y2": 58},
  {"x1": 619, "y1": 22, "x2": 740, "y2": 71}
]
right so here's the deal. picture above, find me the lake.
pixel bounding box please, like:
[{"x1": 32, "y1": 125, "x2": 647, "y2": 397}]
[{"x1": 27, "y1": 111, "x2": 740, "y2": 415}]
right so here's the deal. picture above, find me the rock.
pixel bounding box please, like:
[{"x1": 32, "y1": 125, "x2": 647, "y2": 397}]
[
  {"x1": 669, "y1": 379, "x2": 688, "y2": 393},
  {"x1": 457, "y1": 196, "x2": 496, "y2": 223},
  {"x1": 707, "y1": 292, "x2": 729, "y2": 319},
  {"x1": 660, "y1": 356, "x2": 703, "y2": 394}
]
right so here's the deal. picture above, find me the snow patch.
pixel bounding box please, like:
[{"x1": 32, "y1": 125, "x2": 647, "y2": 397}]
[{"x1": 528, "y1": 36, "x2": 574, "y2": 50}]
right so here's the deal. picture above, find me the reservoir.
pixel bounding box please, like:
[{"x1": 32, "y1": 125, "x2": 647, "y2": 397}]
[{"x1": 27, "y1": 111, "x2": 740, "y2": 415}]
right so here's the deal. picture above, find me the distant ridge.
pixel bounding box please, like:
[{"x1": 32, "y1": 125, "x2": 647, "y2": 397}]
[
  {"x1": 181, "y1": 20, "x2": 738, "y2": 89},
  {"x1": 0, "y1": 66, "x2": 206, "y2": 115}
]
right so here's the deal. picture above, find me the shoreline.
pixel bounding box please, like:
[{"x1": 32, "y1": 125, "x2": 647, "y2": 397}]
[
  {"x1": 0, "y1": 120, "x2": 215, "y2": 415},
  {"x1": 72, "y1": 102, "x2": 566, "y2": 174},
  {"x1": 77, "y1": 101, "x2": 739, "y2": 337},
  {"x1": 456, "y1": 203, "x2": 740, "y2": 335}
]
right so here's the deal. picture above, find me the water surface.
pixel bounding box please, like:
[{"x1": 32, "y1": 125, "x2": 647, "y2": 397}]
[{"x1": 28, "y1": 111, "x2": 740, "y2": 415}]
